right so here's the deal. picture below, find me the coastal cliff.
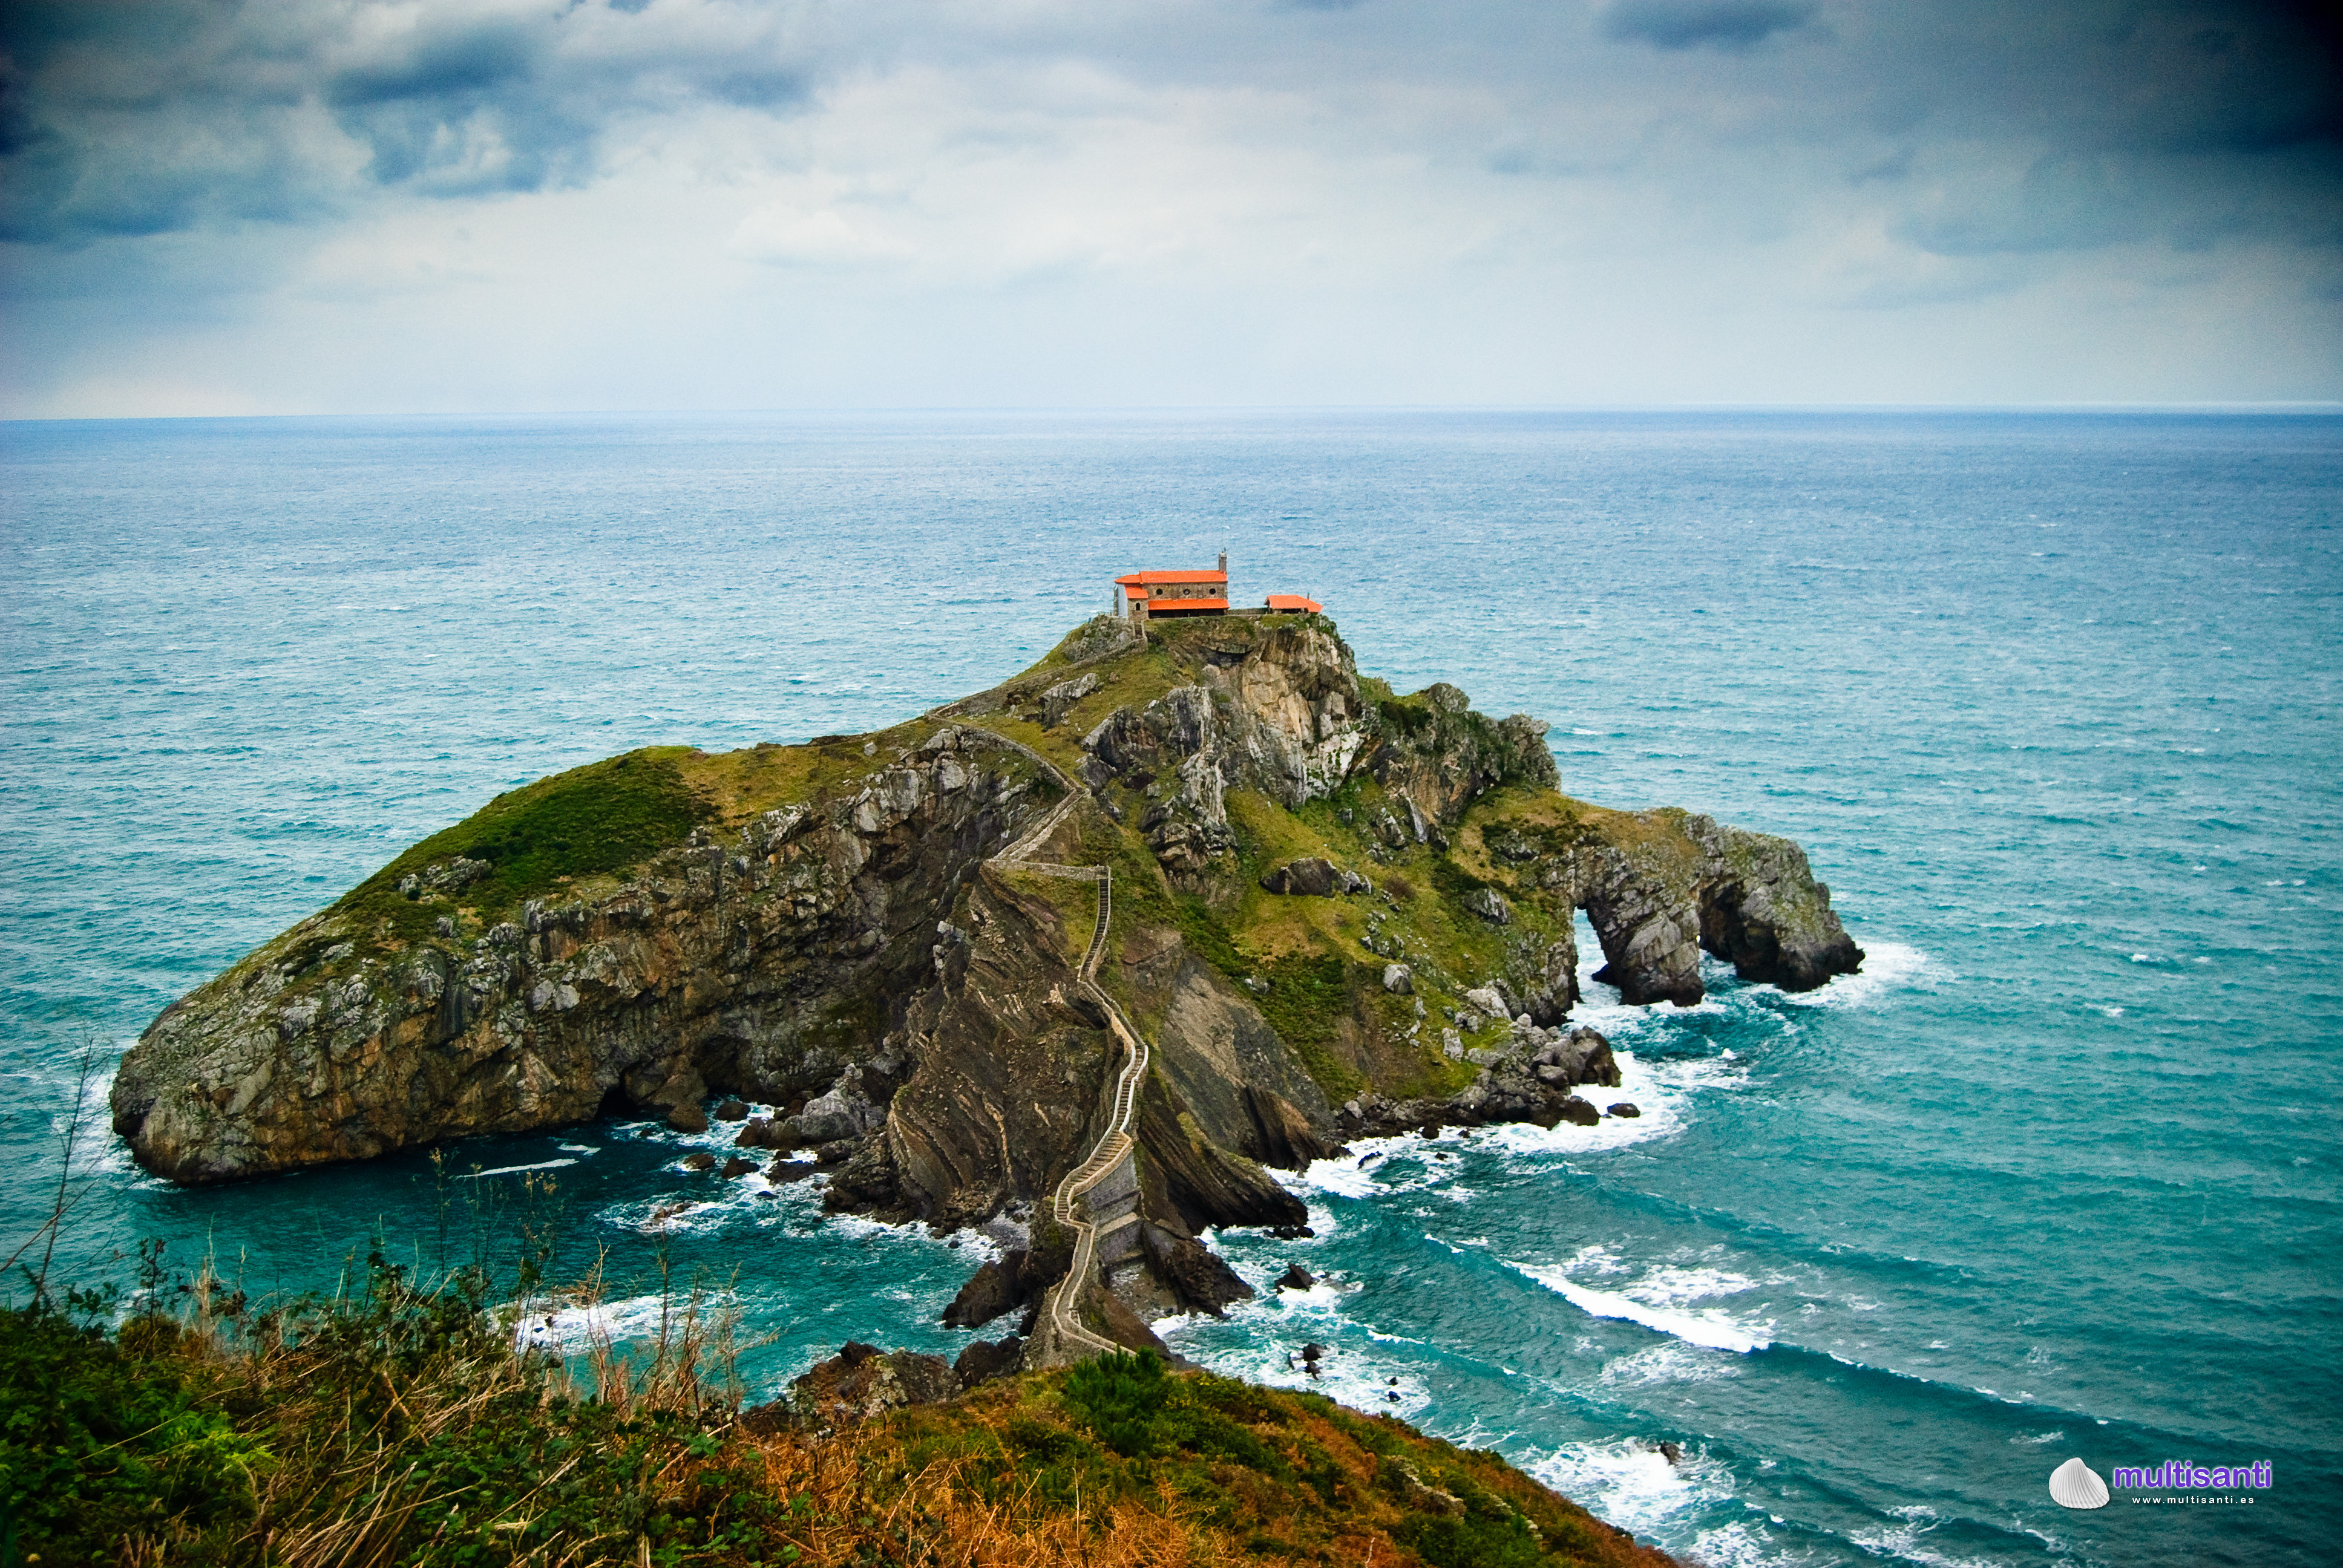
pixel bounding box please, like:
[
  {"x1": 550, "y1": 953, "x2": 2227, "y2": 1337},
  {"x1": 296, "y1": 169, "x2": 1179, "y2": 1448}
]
[{"x1": 112, "y1": 613, "x2": 1860, "y2": 1337}]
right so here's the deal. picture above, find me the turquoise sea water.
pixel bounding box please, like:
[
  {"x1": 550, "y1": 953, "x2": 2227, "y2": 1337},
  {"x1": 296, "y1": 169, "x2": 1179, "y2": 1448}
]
[{"x1": 2, "y1": 410, "x2": 2336, "y2": 1566}]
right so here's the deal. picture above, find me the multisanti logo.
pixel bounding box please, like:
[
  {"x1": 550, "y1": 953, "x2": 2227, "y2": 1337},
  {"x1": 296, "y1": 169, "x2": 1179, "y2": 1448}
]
[
  {"x1": 2050, "y1": 1457, "x2": 2276, "y2": 1509},
  {"x1": 2109, "y1": 1460, "x2": 2273, "y2": 1491}
]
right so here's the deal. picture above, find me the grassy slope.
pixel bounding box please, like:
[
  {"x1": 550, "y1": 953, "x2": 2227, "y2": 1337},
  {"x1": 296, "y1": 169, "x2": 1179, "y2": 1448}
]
[
  {"x1": 0, "y1": 1276, "x2": 1671, "y2": 1568},
  {"x1": 982, "y1": 618, "x2": 1594, "y2": 1103},
  {"x1": 246, "y1": 714, "x2": 1055, "y2": 998}
]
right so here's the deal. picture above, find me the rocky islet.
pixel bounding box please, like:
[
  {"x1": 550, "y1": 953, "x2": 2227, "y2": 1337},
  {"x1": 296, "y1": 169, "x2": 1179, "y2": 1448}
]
[{"x1": 110, "y1": 611, "x2": 1861, "y2": 1361}]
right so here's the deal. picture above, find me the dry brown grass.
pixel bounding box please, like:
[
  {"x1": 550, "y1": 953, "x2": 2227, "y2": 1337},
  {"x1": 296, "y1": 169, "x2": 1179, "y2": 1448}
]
[{"x1": 726, "y1": 1438, "x2": 1225, "y2": 1567}]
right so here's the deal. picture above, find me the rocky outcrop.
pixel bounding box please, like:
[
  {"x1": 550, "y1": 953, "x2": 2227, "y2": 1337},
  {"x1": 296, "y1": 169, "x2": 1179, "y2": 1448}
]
[
  {"x1": 1259, "y1": 857, "x2": 1369, "y2": 897},
  {"x1": 110, "y1": 728, "x2": 1059, "y2": 1185},
  {"x1": 1492, "y1": 809, "x2": 1863, "y2": 1006},
  {"x1": 1113, "y1": 926, "x2": 1334, "y2": 1172},
  {"x1": 1136, "y1": 1076, "x2": 1307, "y2": 1235},
  {"x1": 1366, "y1": 682, "x2": 1558, "y2": 834},
  {"x1": 1038, "y1": 672, "x2": 1099, "y2": 728},
  {"x1": 1208, "y1": 623, "x2": 1368, "y2": 808},
  {"x1": 952, "y1": 1336, "x2": 1025, "y2": 1391},
  {"x1": 787, "y1": 1342, "x2": 961, "y2": 1426},
  {"x1": 1078, "y1": 624, "x2": 1369, "y2": 881},
  {"x1": 1084, "y1": 686, "x2": 1235, "y2": 874},
  {"x1": 942, "y1": 1256, "x2": 1026, "y2": 1331},
  {"x1": 1684, "y1": 815, "x2": 1866, "y2": 991},
  {"x1": 1335, "y1": 1024, "x2": 1622, "y2": 1139}
]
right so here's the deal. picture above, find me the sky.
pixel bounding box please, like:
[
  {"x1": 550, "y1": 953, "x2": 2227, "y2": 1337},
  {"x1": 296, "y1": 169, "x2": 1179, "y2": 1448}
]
[{"x1": 1, "y1": 0, "x2": 2338, "y2": 417}]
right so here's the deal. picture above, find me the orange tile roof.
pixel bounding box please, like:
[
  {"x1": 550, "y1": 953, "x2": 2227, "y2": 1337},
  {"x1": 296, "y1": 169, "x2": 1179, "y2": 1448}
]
[
  {"x1": 1149, "y1": 598, "x2": 1229, "y2": 611},
  {"x1": 1123, "y1": 584, "x2": 1147, "y2": 598},
  {"x1": 1115, "y1": 570, "x2": 1227, "y2": 586},
  {"x1": 1265, "y1": 594, "x2": 1322, "y2": 612}
]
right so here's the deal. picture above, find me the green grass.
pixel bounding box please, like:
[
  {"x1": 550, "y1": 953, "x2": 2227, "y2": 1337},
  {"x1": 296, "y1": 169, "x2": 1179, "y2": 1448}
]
[
  {"x1": 0, "y1": 1254, "x2": 776, "y2": 1568},
  {"x1": 1, "y1": 1260, "x2": 1671, "y2": 1568},
  {"x1": 332, "y1": 748, "x2": 714, "y2": 950}
]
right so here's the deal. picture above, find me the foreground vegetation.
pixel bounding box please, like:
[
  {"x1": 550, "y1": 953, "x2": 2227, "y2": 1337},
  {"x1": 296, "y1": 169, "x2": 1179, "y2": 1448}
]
[{"x1": 1, "y1": 1253, "x2": 1671, "y2": 1568}]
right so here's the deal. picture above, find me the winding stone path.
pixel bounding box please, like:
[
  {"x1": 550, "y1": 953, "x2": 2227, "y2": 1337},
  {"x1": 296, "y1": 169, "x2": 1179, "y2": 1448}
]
[{"x1": 988, "y1": 762, "x2": 1151, "y2": 1360}]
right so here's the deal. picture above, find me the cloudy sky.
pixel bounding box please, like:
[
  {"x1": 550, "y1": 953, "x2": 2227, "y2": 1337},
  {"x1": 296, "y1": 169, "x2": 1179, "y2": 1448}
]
[{"x1": 2, "y1": 0, "x2": 2337, "y2": 416}]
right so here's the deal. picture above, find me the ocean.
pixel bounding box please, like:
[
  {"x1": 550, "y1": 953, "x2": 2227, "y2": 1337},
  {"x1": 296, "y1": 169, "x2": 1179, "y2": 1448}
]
[{"x1": 2, "y1": 408, "x2": 2336, "y2": 1566}]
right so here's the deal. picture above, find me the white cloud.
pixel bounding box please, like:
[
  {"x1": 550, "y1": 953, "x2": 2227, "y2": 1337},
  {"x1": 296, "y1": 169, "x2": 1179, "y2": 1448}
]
[{"x1": 2, "y1": 0, "x2": 2336, "y2": 413}]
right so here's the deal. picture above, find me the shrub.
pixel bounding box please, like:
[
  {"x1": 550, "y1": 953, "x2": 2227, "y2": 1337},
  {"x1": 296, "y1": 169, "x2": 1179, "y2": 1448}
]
[
  {"x1": 0, "y1": 1303, "x2": 264, "y2": 1568},
  {"x1": 1061, "y1": 1350, "x2": 1169, "y2": 1458}
]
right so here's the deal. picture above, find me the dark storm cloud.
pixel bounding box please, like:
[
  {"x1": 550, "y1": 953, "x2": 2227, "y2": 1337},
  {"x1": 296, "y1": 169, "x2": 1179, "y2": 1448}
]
[
  {"x1": 3, "y1": 0, "x2": 2333, "y2": 259},
  {"x1": 1853, "y1": 1, "x2": 2343, "y2": 257},
  {"x1": 0, "y1": 0, "x2": 2336, "y2": 412},
  {"x1": 0, "y1": 0, "x2": 819, "y2": 243},
  {"x1": 1601, "y1": 0, "x2": 1817, "y2": 53}
]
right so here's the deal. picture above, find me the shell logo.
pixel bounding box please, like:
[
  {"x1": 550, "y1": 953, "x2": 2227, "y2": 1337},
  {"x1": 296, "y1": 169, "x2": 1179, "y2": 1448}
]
[{"x1": 2048, "y1": 1457, "x2": 2111, "y2": 1509}]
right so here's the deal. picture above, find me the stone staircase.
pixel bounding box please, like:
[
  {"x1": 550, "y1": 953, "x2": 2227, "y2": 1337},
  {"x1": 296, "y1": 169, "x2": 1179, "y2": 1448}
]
[{"x1": 986, "y1": 748, "x2": 1153, "y2": 1360}]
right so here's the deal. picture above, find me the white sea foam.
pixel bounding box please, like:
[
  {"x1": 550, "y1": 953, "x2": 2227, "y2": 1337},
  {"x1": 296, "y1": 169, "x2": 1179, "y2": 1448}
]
[
  {"x1": 1684, "y1": 1520, "x2": 1824, "y2": 1568},
  {"x1": 1528, "y1": 1437, "x2": 1734, "y2": 1538},
  {"x1": 1846, "y1": 1517, "x2": 2006, "y2": 1568},
  {"x1": 1599, "y1": 1340, "x2": 1747, "y2": 1388},
  {"x1": 606, "y1": 1163, "x2": 821, "y2": 1234},
  {"x1": 1767, "y1": 941, "x2": 1936, "y2": 1010},
  {"x1": 1157, "y1": 1270, "x2": 1430, "y2": 1419},
  {"x1": 513, "y1": 1291, "x2": 701, "y2": 1352},
  {"x1": 454, "y1": 1157, "x2": 576, "y2": 1179},
  {"x1": 1156, "y1": 1314, "x2": 1432, "y2": 1419},
  {"x1": 1293, "y1": 1047, "x2": 1697, "y2": 1199},
  {"x1": 1510, "y1": 1257, "x2": 1774, "y2": 1353}
]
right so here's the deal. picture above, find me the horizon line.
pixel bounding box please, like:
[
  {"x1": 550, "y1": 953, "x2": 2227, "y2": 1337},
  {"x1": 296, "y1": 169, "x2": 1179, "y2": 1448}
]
[{"x1": 7, "y1": 399, "x2": 2343, "y2": 427}]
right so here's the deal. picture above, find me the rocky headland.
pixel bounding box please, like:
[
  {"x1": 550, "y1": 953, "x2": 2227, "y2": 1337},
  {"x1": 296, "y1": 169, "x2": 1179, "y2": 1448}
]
[{"x1": 111, "y1": 611, "x2": 1860, "y2": 1370}]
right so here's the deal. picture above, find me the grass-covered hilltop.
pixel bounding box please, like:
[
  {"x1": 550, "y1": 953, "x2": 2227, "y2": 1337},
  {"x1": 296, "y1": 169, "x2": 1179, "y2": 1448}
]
[{"x1": 82, "y1": 611, "x2": 1863, "y2": 1560}]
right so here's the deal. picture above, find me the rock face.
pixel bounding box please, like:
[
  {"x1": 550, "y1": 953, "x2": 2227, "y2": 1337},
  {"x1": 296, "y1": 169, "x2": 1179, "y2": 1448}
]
[
  {"x1": 1485, "y1": 808, "x2": 1863, "y2": 1007},
  {"x1": 1259, "y1": 857, "x2": 1368, "y2": 897},
  {"x1": 111, "y1": 611, "x2": 1864, "y2": 1347},
  {"x1": 110, "y1": 727, "x2": 1059, "y2": 1187},
  {"x1": 788, "y1": 1342, "x2": 961, "y2": 1425},
  {"x1": 1337, "y1": 1024, "x2": 1622, "y2": 1139},
  {"x1": 1368, "y1": 682, "x2": 1558, "y2": 831}
]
